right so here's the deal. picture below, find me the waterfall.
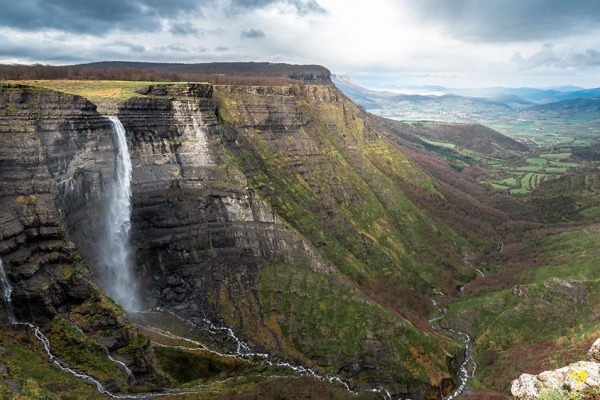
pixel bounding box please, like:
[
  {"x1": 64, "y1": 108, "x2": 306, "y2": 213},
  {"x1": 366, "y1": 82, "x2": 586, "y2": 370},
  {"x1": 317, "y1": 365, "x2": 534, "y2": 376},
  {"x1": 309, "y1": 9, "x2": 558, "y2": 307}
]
[
  {"x1": 0, "y1": 258, "x2": 16, "y2": 324},
  {"x1": 102, "y1": 116, "x2": 139, "y2": 311}
]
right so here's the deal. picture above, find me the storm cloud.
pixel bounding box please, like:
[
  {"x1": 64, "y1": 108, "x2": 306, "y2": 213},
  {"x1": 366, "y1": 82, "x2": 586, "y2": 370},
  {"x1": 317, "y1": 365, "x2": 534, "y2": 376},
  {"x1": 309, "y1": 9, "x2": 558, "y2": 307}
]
[
  {"x1": 240, "y1": 28, "x2": 266, "y2": 39},
  {"x1": 408, "y1": 0, "x2": 600, "y2": 42},
  {"x1": 0, "y1": 0, "x2": 325, "y2": 35},
  {"x1": 512, "y1": 43, "x2": 600, "y2": 70},
  {"x1": 0, "y1": 0, "x2": 203, "y2": 35},
  {"x1": 228, "y1": 0, "x2": 326, "y2": 15},
  {"x1": 1, "y1": 0, "x2": 600, "y2": 88}
]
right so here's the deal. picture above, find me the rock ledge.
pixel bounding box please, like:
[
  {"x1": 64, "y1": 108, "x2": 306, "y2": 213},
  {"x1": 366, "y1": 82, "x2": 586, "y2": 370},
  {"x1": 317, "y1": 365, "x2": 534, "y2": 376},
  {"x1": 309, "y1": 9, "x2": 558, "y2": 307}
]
[{"x1": 512, "y1": 339, "x2": 600, "y2": 399}]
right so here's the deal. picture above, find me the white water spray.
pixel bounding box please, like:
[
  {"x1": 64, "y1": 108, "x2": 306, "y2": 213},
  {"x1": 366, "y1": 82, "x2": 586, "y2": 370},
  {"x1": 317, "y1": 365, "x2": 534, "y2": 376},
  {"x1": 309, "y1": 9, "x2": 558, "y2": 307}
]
[
  {"x1": 102, "y1": 116, "x2": 139, "y2": 311},
  {"x1": 0, "y1": 258, "x2": 16, "y2": 324}
]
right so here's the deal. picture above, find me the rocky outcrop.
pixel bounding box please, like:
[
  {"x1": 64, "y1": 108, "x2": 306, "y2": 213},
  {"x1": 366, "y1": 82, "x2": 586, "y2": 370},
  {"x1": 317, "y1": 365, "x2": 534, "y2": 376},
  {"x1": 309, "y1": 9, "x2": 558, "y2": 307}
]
[{"x1": 512, "y1": 339, "x2": 600, "y2": 399}]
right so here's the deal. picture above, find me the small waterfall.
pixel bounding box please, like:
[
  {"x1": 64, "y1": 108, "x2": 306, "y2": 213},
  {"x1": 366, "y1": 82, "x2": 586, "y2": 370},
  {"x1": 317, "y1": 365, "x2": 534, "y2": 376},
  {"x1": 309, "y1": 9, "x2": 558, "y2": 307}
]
[
  {"x1": 0, "y1": 258, "x2": 16, "y2": 324},
  {"x1": 102, "y1": 116, "x2": 139, "y2": 311},
  {"x1": 463, "y1": 257, "x2": 484, "y2": 277}
]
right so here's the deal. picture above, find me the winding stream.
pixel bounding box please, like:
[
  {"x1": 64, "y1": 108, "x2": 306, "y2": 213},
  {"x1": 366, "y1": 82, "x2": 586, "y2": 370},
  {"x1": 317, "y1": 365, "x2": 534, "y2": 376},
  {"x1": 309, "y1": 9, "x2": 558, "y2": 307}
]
[{"x1": 430, "y1": 296, "x2": 477, "y2": 400}]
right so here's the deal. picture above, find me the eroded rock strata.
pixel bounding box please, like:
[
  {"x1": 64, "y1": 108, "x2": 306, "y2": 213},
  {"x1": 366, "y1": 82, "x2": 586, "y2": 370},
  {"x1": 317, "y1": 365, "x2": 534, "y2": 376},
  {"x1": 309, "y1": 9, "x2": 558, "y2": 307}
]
[
  {"x1": 0, "y1": 81, "x2": 473, "y2": 398},
  {"x1": 0, "y1": 84, "x2": 166, "y2": 391}
]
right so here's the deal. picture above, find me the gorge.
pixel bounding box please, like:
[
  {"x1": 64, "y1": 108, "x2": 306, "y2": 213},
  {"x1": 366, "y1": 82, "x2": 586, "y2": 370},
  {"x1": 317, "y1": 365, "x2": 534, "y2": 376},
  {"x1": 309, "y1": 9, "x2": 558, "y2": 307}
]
[
  {"x1": 2, "y1": 67, "x2": 600, "y2": 399},
  {"x1": 0, "y1": 78, "x2": 469, "y2": 399}
]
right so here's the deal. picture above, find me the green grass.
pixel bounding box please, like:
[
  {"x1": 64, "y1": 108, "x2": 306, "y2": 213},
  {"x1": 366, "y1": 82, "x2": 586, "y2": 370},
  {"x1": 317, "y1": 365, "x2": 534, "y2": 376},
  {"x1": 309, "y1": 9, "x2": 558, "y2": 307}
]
[
  {"x1": 549, "y1": 161, "x2": 580, "y2": 168},
  {"x1": 442, "y1": 223, "x2": 600, "y2": 394},
  {"x1": 422, "y1": 139, "x2": 456, "y2": 148},
  {"x1": 515, "y1": 166, "x2": 544, "y2": 172},
  {"x1": 541, "y1": 152, "x2": 572, "y2": 159},
  {"x1": 258, "y1": 263, "x2": 459, "y2": 384},
  {"x1": 1, "y1": 80, "x2": 200, "y2": 102},
  {"x1": 527, "y1": 158, "x2": 547, "y2": 165},
  {"x1": 0, "y1": 327, "x2": 109, "y2": 399},
  {"x1": 47, "y1": 315, "x2": 123, "y2": 384},
  {"x1": 154, "y1": 347, "x2": 288, "y2": 385}
]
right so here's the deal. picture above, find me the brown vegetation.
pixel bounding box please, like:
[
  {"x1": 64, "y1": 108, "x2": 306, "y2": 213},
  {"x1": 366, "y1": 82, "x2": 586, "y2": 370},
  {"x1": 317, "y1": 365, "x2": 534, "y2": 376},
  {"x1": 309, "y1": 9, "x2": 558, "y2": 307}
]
[
  {"x1": 222, "y1": 376, "x2": 378, "y2": 400},
  {"x1": 365, "y1": 277, "x2": 435, "y2": 332},
  {"x1": 0, "y1": 62, "x2": 330, "y2": 86},
  {"x1": 465, "y1": 270, "x2": 527, "y2": 296}
]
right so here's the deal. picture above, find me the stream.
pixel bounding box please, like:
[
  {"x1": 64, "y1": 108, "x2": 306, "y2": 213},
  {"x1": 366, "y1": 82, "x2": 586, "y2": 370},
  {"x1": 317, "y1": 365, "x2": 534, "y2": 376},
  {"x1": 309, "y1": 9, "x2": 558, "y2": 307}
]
[{"x1": 430, "y1": 296, "x2": 477, "y2": 400}]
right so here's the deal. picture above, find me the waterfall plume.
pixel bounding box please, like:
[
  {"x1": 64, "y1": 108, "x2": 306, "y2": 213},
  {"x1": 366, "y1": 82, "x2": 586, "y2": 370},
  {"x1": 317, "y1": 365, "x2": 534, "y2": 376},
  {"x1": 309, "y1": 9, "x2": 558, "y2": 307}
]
[
  {"x1": 101, "y1": 116, "x2": 140, "y2": 311},
  {"x1": 0, "y1": 258, "x2": 16, "y2": 324}
]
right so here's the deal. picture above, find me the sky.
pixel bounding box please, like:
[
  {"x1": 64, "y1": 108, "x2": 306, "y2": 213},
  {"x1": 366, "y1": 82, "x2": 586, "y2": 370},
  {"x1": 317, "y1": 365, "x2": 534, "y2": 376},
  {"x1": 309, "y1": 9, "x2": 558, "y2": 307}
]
[{"x1": 1, "y1": 0, "x2": 600, "y2": 89}]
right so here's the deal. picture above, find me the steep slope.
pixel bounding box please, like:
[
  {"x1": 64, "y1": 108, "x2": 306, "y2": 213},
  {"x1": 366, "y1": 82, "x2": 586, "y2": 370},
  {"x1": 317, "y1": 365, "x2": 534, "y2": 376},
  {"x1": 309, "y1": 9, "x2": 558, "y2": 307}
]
[
  {"x1": 109, "y1": 83, "x2": 470, "y2": 398},
  {"x1": 0, "y1": 79, "x2": 511, "y2": 398}
]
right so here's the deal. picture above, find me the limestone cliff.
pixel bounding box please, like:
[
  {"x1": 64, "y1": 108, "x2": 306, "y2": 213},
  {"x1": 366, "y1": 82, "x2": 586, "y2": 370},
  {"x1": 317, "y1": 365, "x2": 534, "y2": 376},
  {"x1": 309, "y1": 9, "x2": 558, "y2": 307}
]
[
  {"x1": 0, "y1": 81, "x2": 480, "y2": 399},
  {"x1": 0, "y1": 84, "x2": 166, "y2": 391}
]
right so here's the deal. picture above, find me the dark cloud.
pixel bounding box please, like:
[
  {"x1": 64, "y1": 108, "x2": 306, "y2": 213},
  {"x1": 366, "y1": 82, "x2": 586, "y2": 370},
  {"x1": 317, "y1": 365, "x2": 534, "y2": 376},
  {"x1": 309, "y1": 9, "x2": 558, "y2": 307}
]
[
  {"x1": 112, "y1": 40, "x2": 146, "y2": 53},
  {"x1": 215, "y1": 46, "x2": 230, "y2": 52},
  {"x1": 0, "y1": 0, "x2": 204, "y2": 35},
  {"x1": 169, "y1": 22, "x2": 204, "y2": 38},
  {"x1": 0, "y1": 0, "x2": 324, "y2": 36},
  {"x1": 207, "y1": 28, "x2": 227, "y2": 36},
  {"x1": 511, "y1": 44, "x2": 559, "y2": 69},
  {"x1": 166, "y1": 44, "x2": 188, "y2": 52},
  {"x1": 572, "y1": 48, "x2": 600, "y2": 67},
  {"x1": 408, "y1": 0, "x2": 600, "y2": 42},
  {"x1": 229, "y1": 0, "x2": 326, "y2": 15},
  {"x1": 511, "y1": 43, "x2": 600, "y2": 69},
  {"x1": 240, "y1": 28, "x2": 266, "y2": 39}
]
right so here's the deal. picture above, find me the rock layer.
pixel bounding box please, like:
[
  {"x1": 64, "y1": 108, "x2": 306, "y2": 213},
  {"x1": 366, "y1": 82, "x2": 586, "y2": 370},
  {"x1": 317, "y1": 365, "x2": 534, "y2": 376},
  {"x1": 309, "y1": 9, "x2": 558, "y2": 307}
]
[
  {"x1": 0, "y1": 82, "x2": 470, "y2": 399},
  {"x1": 0, "y1": 84, "x2": 166, "y2": 389}
]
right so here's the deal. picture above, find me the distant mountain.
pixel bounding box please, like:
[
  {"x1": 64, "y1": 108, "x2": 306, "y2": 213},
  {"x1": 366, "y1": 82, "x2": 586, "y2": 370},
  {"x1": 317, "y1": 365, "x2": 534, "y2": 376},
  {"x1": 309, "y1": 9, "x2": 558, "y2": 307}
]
[
  {"x1": 343, "y1": 81, "x2": 591, "y2": 103},
  {"x1": 491, "y1": 94, "x2": 532, "y2": 105},
  {"x1": 487, "y1": 87, "x2": 564, "y2": 102},
  {"x1": 554, "y1": 88, "x2": 600, "y2": 101},
  {"x1": 528, "y1": 97, "x2": 600, "y2": 112},
  {"x1": 331, "y1": 74, "x2": 391, "y2": 109},
  {"x1": 545, "y1": 85, "x2": 585, "y2": 92},
  {"x1": 332, "y1": 74, "x2": 514, "y2": 121}
]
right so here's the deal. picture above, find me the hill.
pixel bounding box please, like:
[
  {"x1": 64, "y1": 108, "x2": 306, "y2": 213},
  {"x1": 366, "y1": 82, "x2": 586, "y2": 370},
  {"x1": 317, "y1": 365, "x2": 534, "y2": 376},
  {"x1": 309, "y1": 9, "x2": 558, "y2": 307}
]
[
  {"x1": 332, "y1": 74, "x2": 517, "y2": 122},
  {"x1": 80, "y1": 61, "x2": 332, "y2": 83},
  {"x1": 528, "y1": 97, "x2": 600, "y2": 112}
]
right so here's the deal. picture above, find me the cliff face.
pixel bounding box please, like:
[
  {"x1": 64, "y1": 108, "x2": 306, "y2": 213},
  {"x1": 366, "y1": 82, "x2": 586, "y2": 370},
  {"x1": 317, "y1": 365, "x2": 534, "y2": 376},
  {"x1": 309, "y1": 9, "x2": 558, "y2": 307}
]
[
  {"x1": 0, "y1": 84, "x2": 166, "y2": 390},
  {"x1": 0, "y1": 81, "x2": 478, "y2": 399}
]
